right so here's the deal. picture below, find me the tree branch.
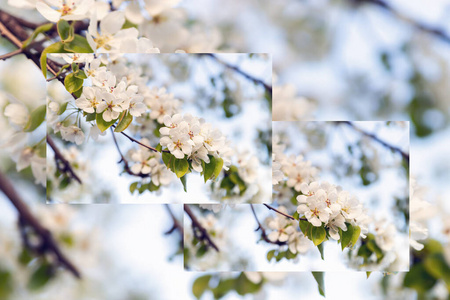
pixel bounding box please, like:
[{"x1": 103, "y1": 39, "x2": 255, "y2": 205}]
[
  {"x1": 263, "y1": 203, "x2": 302, "y2": 221},
  {"x1": 353, "y1": 0, "x2": 450, "y2": 44},
  {"x1": 337, "y1": 121, "x2": 409, "y2": 164},
  {"x1": 47, "y1": 135, "x2": 82, "y2": 184},
  {"x1": 114, "y1": 126, "x2": 169, "y2": 153},
  {"x1": 0, "y1": 48, "x2": 22, "y2": 60},
  {"x1": 250, "y1": 204, "x2": 287, "y2": 246},
  {"x1": 110, "y1": 127, "x2": 152, "y2": 178},
  {"x1": 201, "y1": 53, "x2": 272, "y2": 95},
  {"x1": 0, "y1": 170, "x2": 81, "y2": 278},
  {"x1": 184, "y1": 204, "x2": 219, "y2": 252},
  {"x1": 165, "y1": 205, "x2": 184, "y2": 238}
]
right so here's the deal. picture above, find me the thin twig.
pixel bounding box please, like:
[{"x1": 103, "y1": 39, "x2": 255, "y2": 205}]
[
  {"x1": 250, "y1": 204, "x2": 287, "y2": 246},
  {"x1": 184, "y1": 204, "x2": 219, "y2": 252},
  {"x1": 110, "y1": 127, "x2": 151, "y2": 178},
  {"x1": 354, "y1": 0, "x2": 450, "y2": 44},
  {"x1": 201, "y1": 53, "x2": 272, "y2": 95},
  {"x1": 47, "y1": 135, "x2": 82, "y2": 184},
  {"x1": 263, "y1": 203, "x2": 299, "y2": 221},
  {"x1": 165, "y1": 205, "x2": 184, "y2": 237},
  {"x1": 337, "y1": 121, "x2": 409, "y2": 164},
  {"x1": 0, "y1": 48, "x2": 22, "y2": 60},
  {"x1": 0, "y1": 171, "x2": 81, "y2": 278},
  {"x1": 115, "y1": 126, "x2": 169, "y2": 153}
]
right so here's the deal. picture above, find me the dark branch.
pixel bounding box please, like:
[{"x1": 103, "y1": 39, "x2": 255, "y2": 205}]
[
  {"x1": 201, "y1": 53, "x2": 272, "y2": 95},
  {"x1": 184, "y1": 204, "x2": 219, "y2": 252},
  {"x1": 115, "y1": 126, "x2": 169, "y2": 153},
  {"x1": 165, "y1": 205, "x2": 184, "y2": 238},
  {"x1": 47, "y1": 135, "x2": 82, "y2": 184},
  {"x1": 263, "y1": 203, "x2": 304, "y2": 221},
  {"x1": 110, "y1": 127, "x2": 151, "y2": 178},
  {"x1": 250, "y1": 204, "x2": 287, "y2": 246},
  {"x1": 0, "y1": 170, "x2": 81, "y2": 278},
  {"x1": 337, "y1": 121, "x2": 409, "y2": 164},
  {"x1": 353, "y1": 0, "x2": 450, "y2": 44}
]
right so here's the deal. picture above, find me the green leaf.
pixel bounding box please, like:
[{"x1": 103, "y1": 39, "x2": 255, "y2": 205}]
[
  {"x1": 27, "y1": 263, "x2": 53, "y2": 291},
  {"x1": 312, "y1": 272, "x2": 325, "y2": 297},
  {"x1": 203, "y1": 155, "x2": 217, "y2": 182},
  {"x1": 18, "y1": 248, "x2": 33, "y2": 265},
  {"x1": 57, "y1": 102, "x2": 69, "y2": 115},
  {"x1": 114, "y1": 111, "x2": 133, "y2": 132},
  {"x1": 73, "y1": 86, "x2": 83, "y2": 98},
  {"x1": 129, "y1": 182, "x2": 139, "y2": 194},
  {"x1": 0, "y1": 269, "x2": 13, "y2": 299},
  {"x1": 317, "y1": 243, "x2": 324, "y2": 260},
  {"x1": 311, "y1": 226, "x2": 326, "y2": 246},
  {"x1": 64, "y1": 72, "x2": 83, "y2": 94},
  {"x1": 63, "y1": 34, "x2": 93, "y2": 53},
  {"x1": 162, "y1": 151, "x2": 173, "y2": 168},
  {"x1": 22, "y1": 23, "x2": 54, "y2": 49},
  {"x1": 40, "y1": 42, "x2": 67, "y2": 78},
  {"x1": 148, "y1": 181, "x2": 160, "y2": 192},
  {"x1": 59, "y1": 177, "x2": 70, "y2": 189},
  {"x1": 192, "y1": 275, "x2": 211, "y2": 299},
  {"x1": 236, "y1": 273, "x2": 262, "y2": 295},
  {"x1": 366, "y1": 272, "x2": 372, "y2": 279},
  {"x1": 180, "y1": 175, "x2": 187, "y2": 192},
  {"x1": 155, "y1": 144, "x2": 162, "y2": 152},
  {"x1": 174, "y1": 158, "x2": 189, "y2": 178},
  {"x1": 339, "y1": 223, "x2": 354, "y2": 251},
  {"x1": 213, "y1": 157, "x2": 223, "y2": 179},
  {"x1": 299, "y1": 219, "x2": 310, "y2": 237},
  {"x1": 96, "y1": 112, "x2": 116, "y2": 132},
  {"x1": 424, "y1": 253, "x2": 450, "y2": 286},
  {"x1": 292, "y1": 211, "x2": 300, "y2": 220},
  {"x1": 74, "y1": 70, "x2": 88, "y2": 79},
  {"x1": 24, "y1": 104, "x2": 46, "y2": 132},
  {"x1": 196, "y1": 245, "x2": 208, "y2": 258},
  {"x1": 267, "y1": 249, "x2": 276, "y2": 262},
  {"x1": 351, "y1": 225, "x2": 361, "y2": 247},
  {"x1": 403, "y1": 263, "x2": 437, "y2": 293},
  {"x1": 85, "y1": 112, "x2": 95, "y2": 122},
  {"x1": 57, "y1": 19, "x2": 74, "y2": 43}
]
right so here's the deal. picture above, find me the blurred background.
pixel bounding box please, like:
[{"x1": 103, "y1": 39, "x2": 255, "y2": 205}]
[{"x1": 1, "y1": 0, "x2": 450, "y2": 298}]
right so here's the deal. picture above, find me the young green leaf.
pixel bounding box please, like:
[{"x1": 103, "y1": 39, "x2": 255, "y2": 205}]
[
  {"x1": 23, "y1": 104, "x2": 46, "y2": 132},
  {"x1": 174, "y1": 158, "x2": 189, "y2": 178},
  {"x1": 317, "y1": 243, "x2": 324, "y2": 260},
  {"x1": 57, "y1": 102, "x2": 69, "y2": 115},
  {"x1": 27, "y1": 263, "x2": 53, "y2": 291},
  {"x1": 57, "y1": 19, "x2": 74, "y2": 43},
  {"x1": 40, "y1": 42, "x2": 67, "y2": 78},
  {"x1": 339, "y1": 223, "x2": 354, "y2": 251},
  {"x1": 203, "y1": 155, "x2": 217, "y2": 182},
  {"x1": 129, "y1": 182, "x2": 139, "y2": 194},
  {"x1": 267, "y1": 249, "x2": 276, "y2": 262},
  {"x1": 114, "y1": 111, "x2": 133, "y2": 132},
  {"x1": 95, "y1": 112, "x2": 116, "y2": 132},
  {"x1": 311, "y1": 226, "x2": 326, "y2": 246},
  {"x1": 213, "y1": 157, "x2": 223, "y2": 179},
  {"x1": 63, "y1": 34, "x2": 93, "y2": 53},
  {"x1": 180, "y1": 175, "x2": 187, "y2": 192},
  {"x1": 64, "y1": 73, "x2": 83, "y2": 93},
  {"x1": 351, "y1": 225, "x2": 361, "y2": 247},
  {"x1": 192, "y1": 275, "x2": 212, "y2": 299},
  {"x1": 312, "y1": 272, "x2": 325, "y2": 297}
]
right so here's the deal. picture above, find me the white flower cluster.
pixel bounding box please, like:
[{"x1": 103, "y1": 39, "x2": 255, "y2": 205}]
[
  {"x1": 127, "y1": 138, "x2": 173, "y2": 186},
  {"x1": 75, "y1": 57, "x2": 147, "y2": 121},
  {"x1": 159, "y1": 113, "x2": 231, "y2": 172},
  {"x1": 272, "y1": 82, "x2": 315, "y2": 121},
  {"x1": 296, "y1": 181, "x2": 368, "y2": 240},
  {"x1": 272, "y1": 137, "x2": 319, "y2": 188},
  {"x1": 265, "y1": 206, "x2": 310, "y2": 255}
]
